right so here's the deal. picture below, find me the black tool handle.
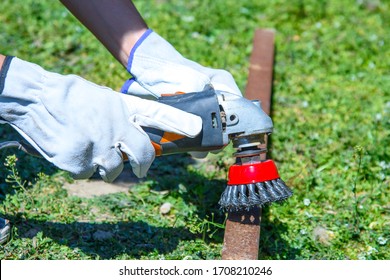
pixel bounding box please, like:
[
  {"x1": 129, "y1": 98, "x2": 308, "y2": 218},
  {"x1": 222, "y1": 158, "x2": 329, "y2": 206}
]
[{"x1": 144, "y1": 89, "x2": 225, "y2": 155}]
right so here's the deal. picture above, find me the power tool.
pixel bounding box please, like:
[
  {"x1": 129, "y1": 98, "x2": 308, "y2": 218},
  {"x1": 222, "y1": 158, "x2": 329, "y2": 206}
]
[
  {"x1": 0, "y1": 87, "x2": 292, "y2": 211},
  {"x1": 144, "y1": 87, "x2": 292, "y2": 211}
]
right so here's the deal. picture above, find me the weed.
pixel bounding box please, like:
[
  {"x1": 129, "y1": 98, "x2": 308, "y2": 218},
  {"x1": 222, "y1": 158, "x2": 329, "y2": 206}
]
[
  {"x1": 3, "y1": 155, "x2": 35, "y2": 209},
  {"x1": 187, "y1": 213, "x2": 226, "y2": 241},
  {"x1": 351, "y1": 145, "x2": 364, "y2": 237},
  {"x1": 4, "y1": 155, "x2": 26, "y2": 191}
]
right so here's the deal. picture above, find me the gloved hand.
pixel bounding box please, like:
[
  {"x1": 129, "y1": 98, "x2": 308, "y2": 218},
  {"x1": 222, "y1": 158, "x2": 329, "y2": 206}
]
[
  {"x1": 0, "y1": 56, "x2": 202, "y2": 182},
  {"x1": 121, "y1": 29, "x2": 242, "y2": 99},
  {"x1": 121, "y1": 29, "x2": 241, "y2": 158}
]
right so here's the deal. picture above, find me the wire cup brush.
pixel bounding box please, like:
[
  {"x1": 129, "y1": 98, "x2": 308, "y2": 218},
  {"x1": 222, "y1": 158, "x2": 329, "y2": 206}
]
[{"x1": 219, "y1": 159, "x2": 292, "y2": 212}]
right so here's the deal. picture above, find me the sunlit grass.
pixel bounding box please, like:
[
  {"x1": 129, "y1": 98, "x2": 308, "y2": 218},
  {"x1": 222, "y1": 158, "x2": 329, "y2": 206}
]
[{"x1": 1, "y1": 0, "x2": 389, "y2": 259}]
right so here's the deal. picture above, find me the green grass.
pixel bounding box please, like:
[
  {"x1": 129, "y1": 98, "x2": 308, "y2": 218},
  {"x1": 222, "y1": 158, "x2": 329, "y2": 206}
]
[{"x1": 1, "y1": 0, "x2": 389, "y2": 260}]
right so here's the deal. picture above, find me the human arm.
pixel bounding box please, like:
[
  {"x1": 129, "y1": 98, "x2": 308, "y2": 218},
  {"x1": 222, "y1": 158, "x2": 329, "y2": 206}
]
[
  {"x1": 59, "y1": 0, "x2": 242, "y2": 98},
  {"x1": 0, "y1": 55, "x2": 5, "y2": 68},
  {"x1": 59, "y1": 0, "x2": 147, "y2": 67}
]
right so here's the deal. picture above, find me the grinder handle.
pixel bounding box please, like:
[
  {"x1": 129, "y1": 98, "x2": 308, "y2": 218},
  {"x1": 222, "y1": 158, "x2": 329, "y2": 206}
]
[{"x1": 144, "y1": 89, "x2": 225, "y2": 156}]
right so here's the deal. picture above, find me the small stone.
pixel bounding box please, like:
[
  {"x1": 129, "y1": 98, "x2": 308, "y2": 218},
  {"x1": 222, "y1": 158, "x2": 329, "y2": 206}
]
[
  {"x1": 377, "y1": 236, "x2": 387, "y2": 245},
  {"x1": 160, "y1": 202, "x2": 172, "y2": 215},
  {"x1": 313, "y1": 226, "x2": 334, "y2": 246}
]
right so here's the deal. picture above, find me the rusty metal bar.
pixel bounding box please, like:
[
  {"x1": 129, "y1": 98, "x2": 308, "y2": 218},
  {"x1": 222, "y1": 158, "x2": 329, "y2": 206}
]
[
  {"x1": 245, "y1": 29, "x2": 275, "y2": 115},
  {"x1": 221, "y1": 29, "x2": 275, "y2": 260},
  {"x1": 221, "y1": 208, "x2": 262, "y2": 259}
]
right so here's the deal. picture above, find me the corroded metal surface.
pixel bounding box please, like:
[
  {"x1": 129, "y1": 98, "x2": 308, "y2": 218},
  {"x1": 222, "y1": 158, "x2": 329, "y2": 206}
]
[{"x1": 221, "y1": 207, "x2": 262, "y2": 260}]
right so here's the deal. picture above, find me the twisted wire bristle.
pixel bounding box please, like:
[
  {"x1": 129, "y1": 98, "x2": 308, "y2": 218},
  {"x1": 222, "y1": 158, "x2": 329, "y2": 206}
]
[{"x1": 219, "y1": 179, "x2": 293, "y2": 212}]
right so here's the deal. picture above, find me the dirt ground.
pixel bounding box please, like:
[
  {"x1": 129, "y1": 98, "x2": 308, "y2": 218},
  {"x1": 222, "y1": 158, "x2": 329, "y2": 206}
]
[
  {"x1": 63, "y1": 156, "x2": 216, "y2": 199},
  {"x1": 63, "y1": 168, "x2": 140, "y2": 198}
]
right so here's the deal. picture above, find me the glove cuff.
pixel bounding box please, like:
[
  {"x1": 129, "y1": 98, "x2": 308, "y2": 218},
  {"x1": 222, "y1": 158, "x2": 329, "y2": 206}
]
[
  {"x1": 121, "y1": 29, "x2": 153, "y2": 94},
  {"x1": 126, "y1": 29, "x2": 153, "y2": 73},
  {"x1": 120, "y1": 77, "x2": 135, "y2": 94},
  {"x1": 0, "y1": 56, "x2": 15, "y2": 94}
]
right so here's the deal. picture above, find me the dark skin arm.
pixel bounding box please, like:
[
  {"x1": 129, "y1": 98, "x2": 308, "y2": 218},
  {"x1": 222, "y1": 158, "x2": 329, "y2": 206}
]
[
  {"x1": 1, "y1": 1, "x2": 148, "y2": 68},
  {"x1": 60, "y1": 0, "x2": 148, "y2": 67},
  {"x1": 0, "y1": 55, "x2": 5, "y2": 69}
]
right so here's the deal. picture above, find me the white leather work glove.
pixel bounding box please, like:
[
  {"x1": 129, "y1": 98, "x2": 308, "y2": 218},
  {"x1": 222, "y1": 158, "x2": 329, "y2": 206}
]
[
  {"x1": 121, "y1": 29, "x2": 242, "y2": 99},
  {"x1": 0, "y1": 56, "x2": 202, "y2": 182},
  {"x1": 121, "y1": 29, "x2": 241, "y2": 158}
]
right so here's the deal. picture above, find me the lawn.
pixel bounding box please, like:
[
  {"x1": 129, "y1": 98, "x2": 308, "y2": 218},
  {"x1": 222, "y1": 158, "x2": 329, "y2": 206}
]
[{"x1": 0, "y1": 0, "x2": 389, "y2": 260}]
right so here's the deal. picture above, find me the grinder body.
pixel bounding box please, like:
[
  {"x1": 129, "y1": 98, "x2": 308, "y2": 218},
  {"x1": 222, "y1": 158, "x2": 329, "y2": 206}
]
[
  {"x1": 148, "y1": 89, "x2": 292, "y2": 211},
  {"x1": 145, "y1": 88, "x2": 274, "y2": 156}
]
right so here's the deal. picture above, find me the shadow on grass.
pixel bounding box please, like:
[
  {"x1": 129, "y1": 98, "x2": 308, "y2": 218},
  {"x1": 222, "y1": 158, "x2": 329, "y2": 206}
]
[
  {"x1": 1, "y1": 154, "x2": 228, "y2": 259},
  {"x1": 0, "y1": 125, "x2": 59, "y2": 203},
  {"x1": 9, "y1": 216, "x2": 200, "y2": 259},
  {"x1": 2, "y1": 133, "x2": 296, "y2": 259},
  {"x1": 148, "y1": 154, "x2": 228, "y2": 237}
]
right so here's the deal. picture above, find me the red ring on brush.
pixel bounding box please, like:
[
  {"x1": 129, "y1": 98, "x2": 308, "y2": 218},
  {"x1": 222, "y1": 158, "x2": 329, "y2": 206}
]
[{"x1": 227, "y1": 159, "x2": 280, "y2": 185}]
